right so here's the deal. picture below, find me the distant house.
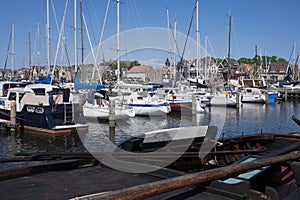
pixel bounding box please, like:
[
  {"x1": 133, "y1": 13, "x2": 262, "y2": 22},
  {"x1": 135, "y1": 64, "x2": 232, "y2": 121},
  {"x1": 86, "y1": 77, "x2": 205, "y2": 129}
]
[
  {"x1": 236, "y1": 63, "x2": 254, "y2": 78},
  {"x1": 126, "y1": 66, "x2": 153, "y2": 82},
  {"x1": 267, "y1": 61, "x2": 289, "y2": 81},
  {"x1": 161, "y1": 67, "x2": 175, "y2": 83},
  {"x1": 218, "y1": 58, "x2": 239, "y2": 80}
]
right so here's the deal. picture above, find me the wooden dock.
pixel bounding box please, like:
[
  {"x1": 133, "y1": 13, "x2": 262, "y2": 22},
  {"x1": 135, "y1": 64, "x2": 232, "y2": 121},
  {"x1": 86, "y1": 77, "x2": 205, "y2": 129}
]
[{"x1": 278, "y1": 89, "x2": 300, "y2": 100}]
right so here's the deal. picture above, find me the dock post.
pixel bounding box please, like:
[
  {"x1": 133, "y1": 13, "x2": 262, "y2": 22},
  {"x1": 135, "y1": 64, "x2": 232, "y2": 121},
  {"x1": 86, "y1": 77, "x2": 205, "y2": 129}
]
[
  {"x1": 10, "y1": 101, "x2": 17, "y2": 132},
  {"x1": 284, "y1": 89, "x2": 287, "y2": 100},
  {"x1": 109, "y1": 100, "x2": 116, "y2": 144},
  {"x1": 265, "y1": 90, "x2": 269, "y2": 104},
  {"x1": 236, "y1": 90, "x2": 240, "y2": 109},
  {"x1": 192, "y1": 95, "x2": 196, "y2": 115}
]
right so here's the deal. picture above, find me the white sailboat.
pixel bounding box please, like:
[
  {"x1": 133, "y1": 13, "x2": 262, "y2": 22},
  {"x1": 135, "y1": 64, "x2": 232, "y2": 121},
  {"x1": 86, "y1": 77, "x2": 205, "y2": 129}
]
[
  {"x1": 127, "y1": 91, "x2": 171, "y2": 116},
  {"x1": 241, "y1": 88, "x2": 265, "y2": 103},
  {"x1": 83, "y1": 90, "x2": 135, "y2": 120}
]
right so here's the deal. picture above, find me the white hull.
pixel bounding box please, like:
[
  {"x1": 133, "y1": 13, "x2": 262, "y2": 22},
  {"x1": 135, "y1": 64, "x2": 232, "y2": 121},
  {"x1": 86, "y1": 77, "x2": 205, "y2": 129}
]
[
  {"x1": 210, "y1": 94, "x2": 237, "y2": 107},
  {"x1": 127, "y1": 91, "x2": 171, "y2": 116},
  {"x1": 83, "y1": 102, "x2": 135, "y2": 119},
  {"x1": 241, "y1": 88, "x2": 265, "y2": 103},
  {"x1": 143, "y1": 126, "x2": 210, "y2": 144},
  {"x1": 130, "y1": 103, "x2": 171, "y2": 116},
  {"x1": 242, "y1": 95, "x2": 265, "y2": 103}
]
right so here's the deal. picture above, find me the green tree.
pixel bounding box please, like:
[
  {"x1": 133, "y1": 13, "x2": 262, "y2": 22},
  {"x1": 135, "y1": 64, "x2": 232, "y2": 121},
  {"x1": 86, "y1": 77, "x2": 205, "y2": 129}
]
[
  {"x1": 129, "y1": 60, "x2": 141, "y2": 69},
  {"x1": 278, "y1": 58, "x2": 287, "y2": 62},
  {"x1": 270, "y1": 56, "x2": 278, "y2": 62}
]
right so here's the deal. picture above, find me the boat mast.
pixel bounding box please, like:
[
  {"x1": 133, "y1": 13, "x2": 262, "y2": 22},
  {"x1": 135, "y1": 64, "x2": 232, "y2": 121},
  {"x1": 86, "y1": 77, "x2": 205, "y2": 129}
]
[
  {"x1": 11, "y1": 22, "x2": 15, "y2": 79},
  {"x1": 46, "y1": 0, "x2": 51, "y2": 75},
  {"x1": 227, "y1": 15, "x2": 232, "y2": 62},
  {"x1": 37, "y1": 20, "x2": 41, "y2": 78},
  {"x1": 173, "y1": 19, "x2": 177, "y2": 87},
  {"x1": 80, "y1": 0, "x2": 84, "y2": 65},
  {"x1": 227, "y1": 15, "x2": 232, "y2": 82},
  {"x1": 196, "y1": 0, "x2": 200, "y2": 81},
  {"x1": 74, "y1": 0, "x2": 77, "y2": 73},
  {"x1": 28, "y1": 31, "x2": 32, "y2": 80},
  {"x1": 116, "y1": 0, "x2": 120, "y2": 83},
  {"x1": 166, "y1": 8, "x2": 171, "y2": 78}
]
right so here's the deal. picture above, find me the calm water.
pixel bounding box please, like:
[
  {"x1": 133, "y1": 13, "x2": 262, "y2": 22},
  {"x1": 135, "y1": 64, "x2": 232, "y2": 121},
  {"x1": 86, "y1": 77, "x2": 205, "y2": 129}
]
[{"x1": 1, "y1": 99, "x2": 300, "y2": 170}]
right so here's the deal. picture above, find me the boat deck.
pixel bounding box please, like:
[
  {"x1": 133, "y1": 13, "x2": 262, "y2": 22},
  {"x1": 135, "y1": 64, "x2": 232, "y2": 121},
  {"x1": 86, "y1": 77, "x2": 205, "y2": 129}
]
[{"x1": 0, "y1": 161, "x2": 189, "y2": 200}]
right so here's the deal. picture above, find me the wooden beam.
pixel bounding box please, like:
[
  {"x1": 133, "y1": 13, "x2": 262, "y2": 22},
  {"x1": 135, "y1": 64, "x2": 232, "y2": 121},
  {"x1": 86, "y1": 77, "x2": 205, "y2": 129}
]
[{"x1": 71, "y1": 152, "x2": 300, "y2": 200}]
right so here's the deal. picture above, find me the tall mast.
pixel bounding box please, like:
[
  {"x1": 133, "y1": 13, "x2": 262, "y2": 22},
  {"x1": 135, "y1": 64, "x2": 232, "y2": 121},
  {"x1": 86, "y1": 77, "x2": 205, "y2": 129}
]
[
  {"x1": 74, "y1": 0, "x2": 77, "y2": 73},
  {"x1": 37, "y1": 20, "x2": 41, "y2": 78},
  {"x1": 166, "y1": 8, "x2": 171, "y2": 60},
  {"x1": 227, "y1": 15, "x2": 232, "y2": 81},
  {"x1": 80, "y1": 0, "x2": 84, "y2": 64},
  {"x1": 166, "y1": 8, "x2": 171, "y2": 81},
  {"x1": 116, "y1": 0, "x2": 120, "y2": 83},
  {"x1": 227, "y1": 15, "x2": 232, "y2": 61},
  {"x1": 46, "y1": 0, "x2": 51, "y2": 74},
  {"x1": 11, "y1": 22, "x2": 15, "y2": 78},
  {"x1": 28, "y1": 31, "x2": 32, "y2": 80},
  {"x1": 173, "y1": 19, "x2": 177, "y2": 87},
  {"x1": 196, "y1": 0, "x2": 200, "y2": 80}
]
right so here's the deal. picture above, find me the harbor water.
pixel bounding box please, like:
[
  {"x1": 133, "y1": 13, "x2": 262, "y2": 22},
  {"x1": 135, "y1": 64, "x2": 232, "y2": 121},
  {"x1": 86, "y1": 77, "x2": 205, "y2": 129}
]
[{"x1": 1, "y1": 99, "x2": 300, "y2": 170}]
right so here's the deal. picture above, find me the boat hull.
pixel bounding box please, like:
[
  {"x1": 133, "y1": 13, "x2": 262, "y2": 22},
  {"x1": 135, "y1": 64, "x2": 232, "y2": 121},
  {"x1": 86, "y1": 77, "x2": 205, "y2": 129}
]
[
  {"x1": 83, "y1": 105, "x2": 135, "y2": 120},
  {"x1": 129, "y1": 103, "x2": 171, "y2": 116},
  {"x1": 0, "y1": 103, "x2": 88, "y2": 134}
]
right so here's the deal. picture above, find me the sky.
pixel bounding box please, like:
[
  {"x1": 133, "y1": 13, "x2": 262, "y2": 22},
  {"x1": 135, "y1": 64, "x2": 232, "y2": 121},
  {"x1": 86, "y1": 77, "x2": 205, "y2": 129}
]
[{"x1": 1, "y1": 0, "x2": 300, "y2": 69}]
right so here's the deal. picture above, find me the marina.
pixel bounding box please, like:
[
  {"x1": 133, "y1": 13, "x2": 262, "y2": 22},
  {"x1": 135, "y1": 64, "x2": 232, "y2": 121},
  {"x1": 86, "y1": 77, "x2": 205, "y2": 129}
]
[
  {"x1": 1, "y1": 0, "x2": 300, "y2": 199},
  {"x1": 1, "y1": 99, "x2": 300, "y2": 171}
]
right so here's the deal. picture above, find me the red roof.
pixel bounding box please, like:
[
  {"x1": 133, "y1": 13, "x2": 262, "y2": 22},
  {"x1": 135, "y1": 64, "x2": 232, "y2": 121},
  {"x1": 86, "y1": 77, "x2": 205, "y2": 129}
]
[
  {"x1": 127, "y1": 66, "x2": 153, "y2": 73},
  {"x1": 242, "y1": 64, "x2": 253, "y2": 71}
]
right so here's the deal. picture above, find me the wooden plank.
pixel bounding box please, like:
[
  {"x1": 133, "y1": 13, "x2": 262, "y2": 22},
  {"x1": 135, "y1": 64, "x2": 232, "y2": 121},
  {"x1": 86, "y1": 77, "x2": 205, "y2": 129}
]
[{"x1": 71, "y1": 152, "x2": 300, "y2": 200}]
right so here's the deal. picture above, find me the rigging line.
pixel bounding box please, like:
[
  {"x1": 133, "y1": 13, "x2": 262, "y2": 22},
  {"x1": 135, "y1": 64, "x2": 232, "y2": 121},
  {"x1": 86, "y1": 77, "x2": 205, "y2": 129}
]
[
  {"x1": 85, "y1": 1, "x2": 98, "y2": 47},
  {"x1": 206, "y1": 35, "x2": 216, "y2": 58},
  {"x1": 82, "y1": 11, "x2": 102, "y2": 83},
  {"x1": 169, "y1": 19, "x2": 180, "y2": 61},
  {"x1": 231, "y1": 18, "x2": 241, "y2": 59},
  {"x1": 216, "y1": 24, "x2": 228, "y2": 60},
  {"x1": 129, "y1": 0, "x2": 153, "y2": 63},
  {"x1": 95, "y1": 0, "x2": 111, "y2": 65},
  {"x1": 51, "y1": 0, "x2": 69, "y2": 85},
  {"x1": 32, "y1": 25, "x2": 38, "y2": 65},
  {"x1": 3, "y1": 31, "x2": 12, "y2": 80},
  {"x1": 288, "y1": 44, "x2": 294, "y2": 63},
  {"x1": 50, "y1": 0, "x2": 60, "y2": 34},
  {"x1": 180, "y1": 1, "x2": 197, "y2": 62},
  {"x1": 131, "y1": 0, "x2": 143, "y2": 28}
]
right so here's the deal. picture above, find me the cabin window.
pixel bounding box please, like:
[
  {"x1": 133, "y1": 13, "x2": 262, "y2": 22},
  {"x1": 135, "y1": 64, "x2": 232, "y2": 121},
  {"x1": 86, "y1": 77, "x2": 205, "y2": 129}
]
[
  {"x1": 8, "y1": 93, "x2": 16, "y2": 101},
  {"x1": 18, "y1": 93, "x2": 24, "y2": 103},
  {"x1": 35, "y1": 107, "x2": 44, "y2": 114},
  {"x1": 27, "y1": 106, "x2": 35, "y2": 113}
]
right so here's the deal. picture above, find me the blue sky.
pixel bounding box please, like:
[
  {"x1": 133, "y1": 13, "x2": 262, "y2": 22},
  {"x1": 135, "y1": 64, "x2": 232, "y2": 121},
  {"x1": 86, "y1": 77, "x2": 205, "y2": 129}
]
[{"x1": 1, "y1": 0, "x2": 300, "y2": 69}]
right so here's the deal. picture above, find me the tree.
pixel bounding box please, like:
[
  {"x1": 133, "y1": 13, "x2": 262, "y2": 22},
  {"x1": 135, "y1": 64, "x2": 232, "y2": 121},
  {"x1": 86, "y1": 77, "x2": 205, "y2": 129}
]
[
  {"x1": 270, "y1": 56, "x2": 278, "y2": 62},
  {"x1": 129, "y1": 60, "x2": 141, "y2": 69},
  {"x1": 278, "y1": 58, "x2": 287, "y2": 62}
]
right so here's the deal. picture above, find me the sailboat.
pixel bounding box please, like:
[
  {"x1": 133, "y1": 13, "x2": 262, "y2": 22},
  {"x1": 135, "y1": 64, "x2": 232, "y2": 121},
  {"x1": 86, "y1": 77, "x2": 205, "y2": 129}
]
[{"x1": 83, "y1": 89, "x2": 135, "y2": 120}]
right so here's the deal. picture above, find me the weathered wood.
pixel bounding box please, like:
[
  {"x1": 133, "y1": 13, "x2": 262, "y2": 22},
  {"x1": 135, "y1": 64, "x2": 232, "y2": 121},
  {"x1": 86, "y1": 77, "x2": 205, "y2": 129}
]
[
  {"x1": 10, "y1": 100, "x2": 16, "y2": 132},
  {"x1": 0, "y1": 159, "x2": 93, "y2": 181},
  {"x1": 0, "y1": 149, "x2": 265, "y2": 163},
  {"x1": 192, "y1": 95, "x2": 196, "y2": 115},
  {"x1": 292, "y1": 115, "x2": 300, "y2": 126},
  {"x1": 264, "y1": 141, "x2": 300, "y2": 157},
  {"x1": 71, "y1": 152, "x2": 300, "y2": 200}
]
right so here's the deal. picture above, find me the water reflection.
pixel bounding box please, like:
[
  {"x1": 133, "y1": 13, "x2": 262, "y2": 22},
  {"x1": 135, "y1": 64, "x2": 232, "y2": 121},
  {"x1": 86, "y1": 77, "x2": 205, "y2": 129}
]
[
  {"x1": 1, "y1": 100, "x2": 300, "y2": 170},
  {"x1": 0, "y1": 130, "x2": 85, "y2": 170}
]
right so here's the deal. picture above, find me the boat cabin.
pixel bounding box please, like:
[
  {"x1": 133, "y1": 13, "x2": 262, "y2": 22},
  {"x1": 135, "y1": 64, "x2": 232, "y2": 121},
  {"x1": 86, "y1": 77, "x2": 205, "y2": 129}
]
[{"x1": 0, "y1": 81, "x2": 27, "y2": 97}]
